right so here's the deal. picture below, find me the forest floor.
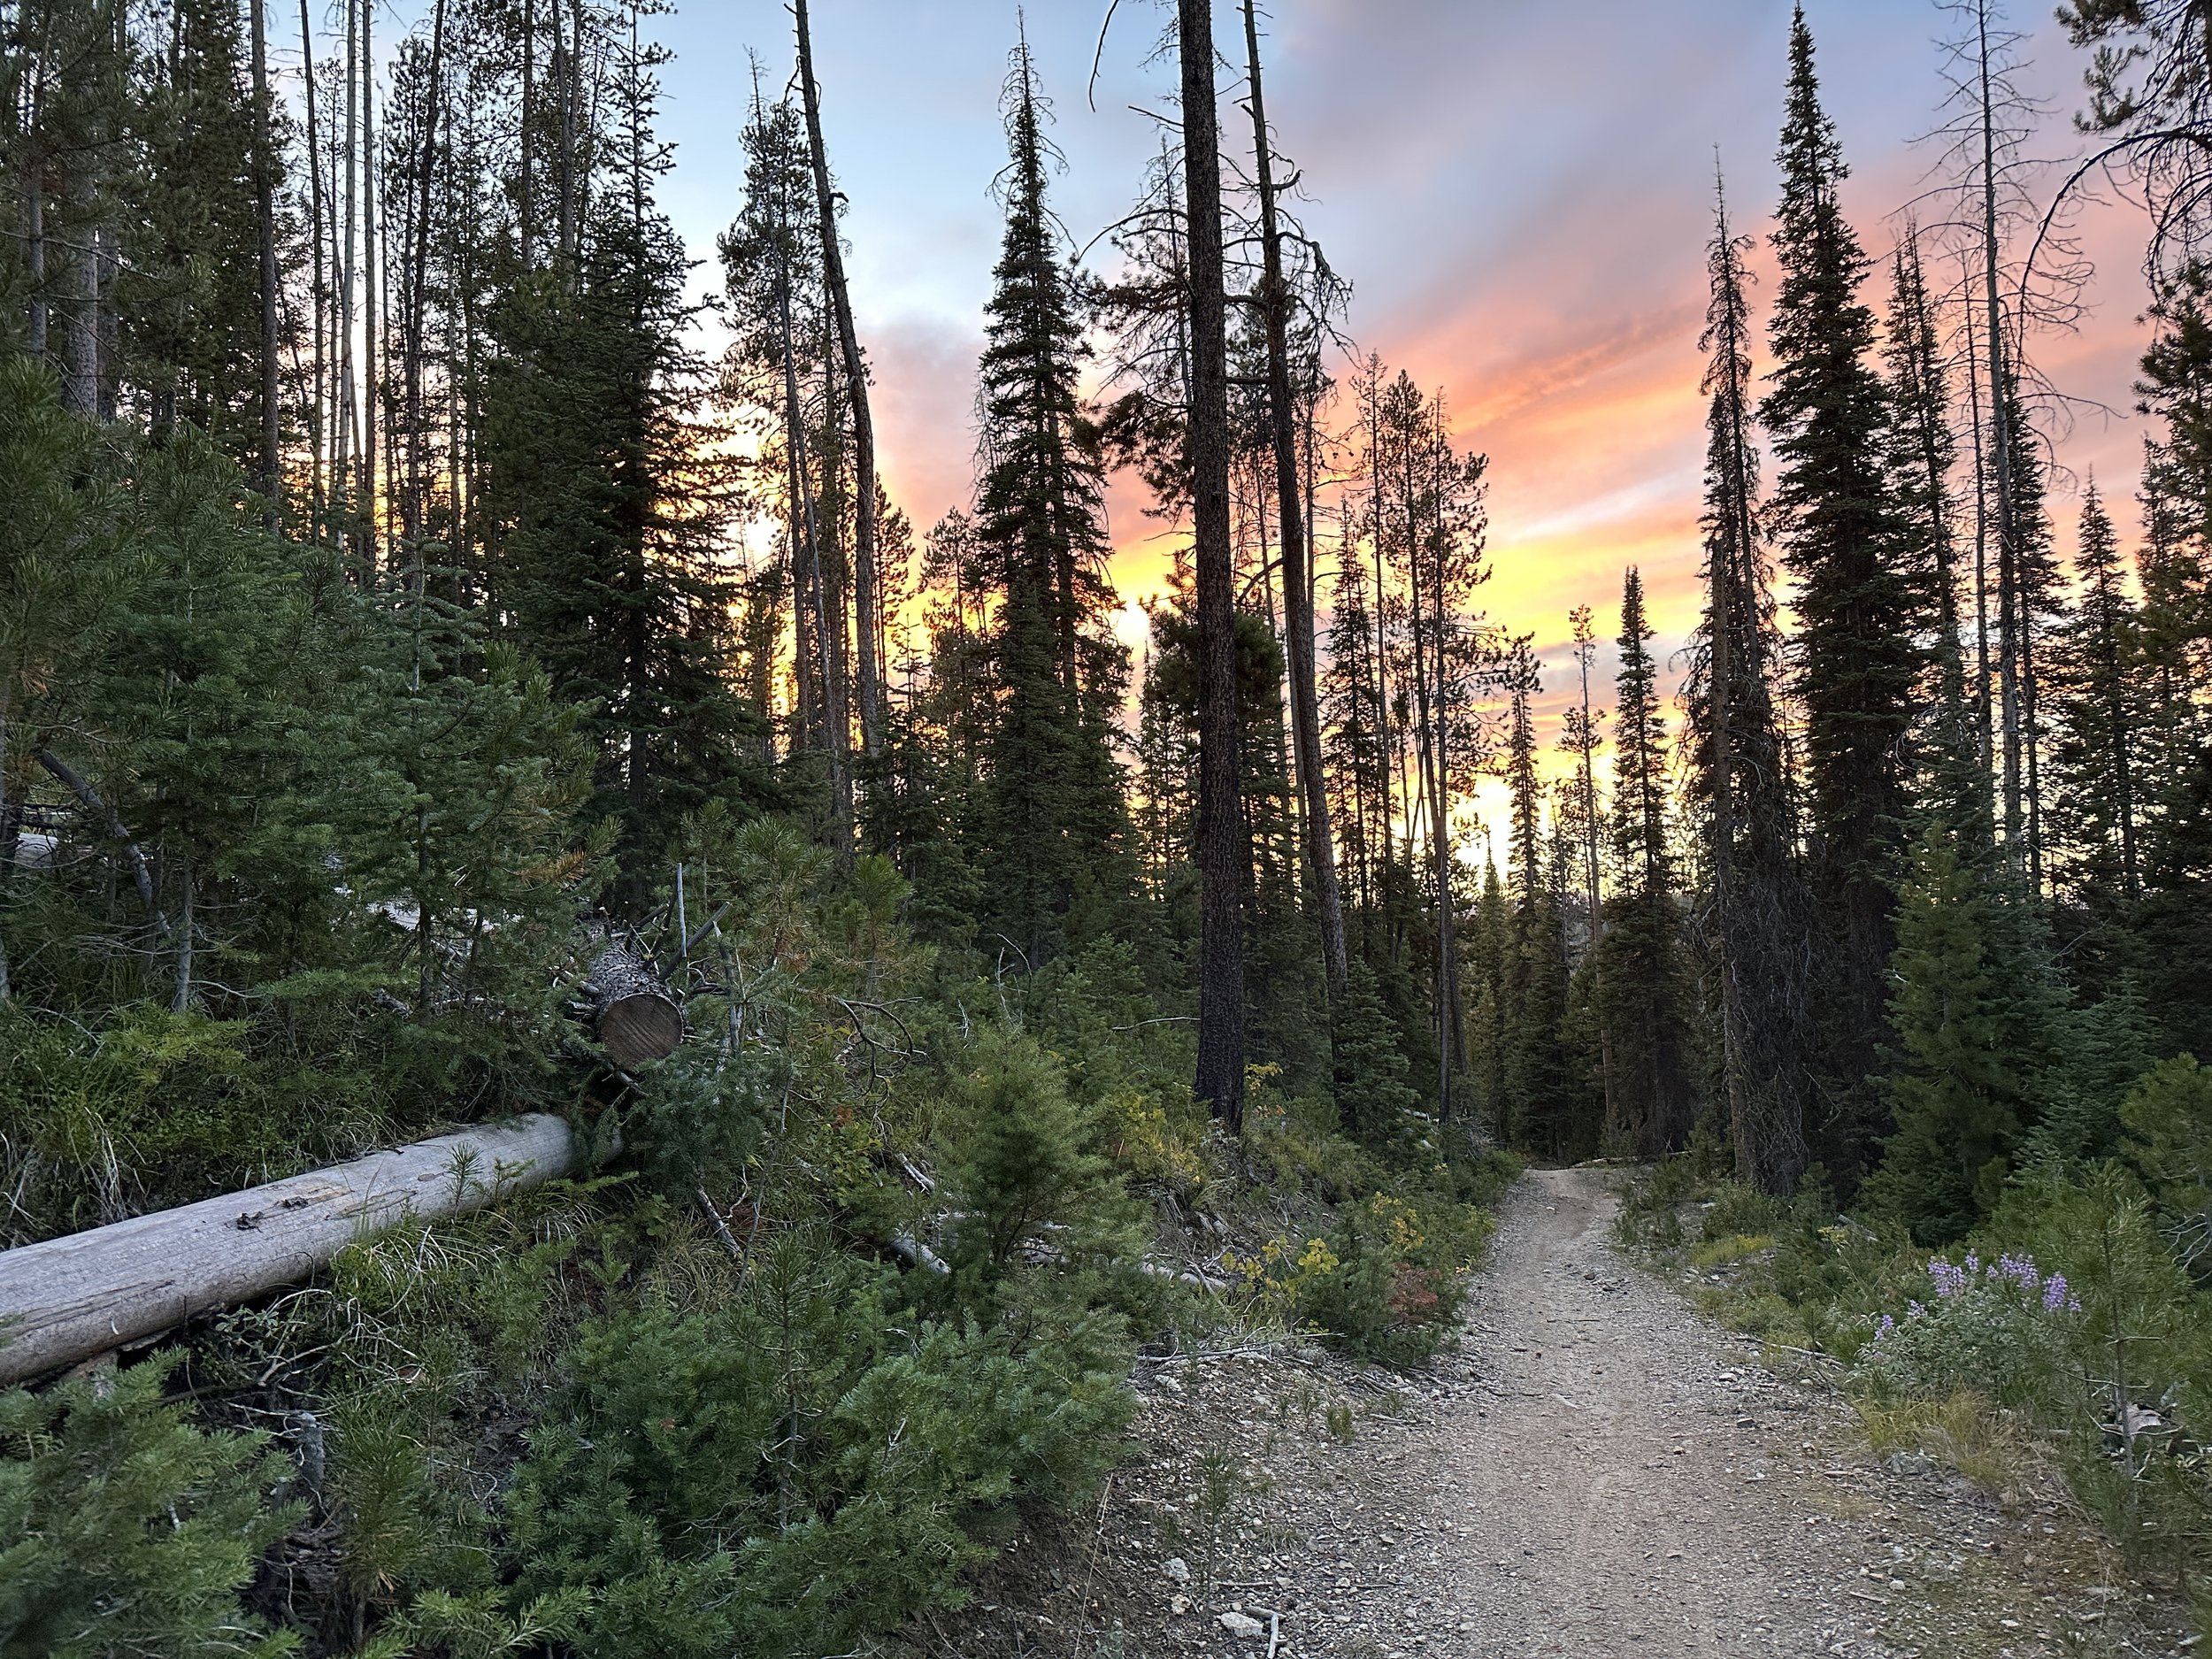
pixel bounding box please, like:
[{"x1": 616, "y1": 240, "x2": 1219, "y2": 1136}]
[{"x1": 897, "y1": 1167, "x2": 2199, "y2": 1659}]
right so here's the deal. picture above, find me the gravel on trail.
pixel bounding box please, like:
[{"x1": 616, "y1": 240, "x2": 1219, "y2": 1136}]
[{"x1": 899, "y1": 1167, "x2": 2191, "y2": 1659}]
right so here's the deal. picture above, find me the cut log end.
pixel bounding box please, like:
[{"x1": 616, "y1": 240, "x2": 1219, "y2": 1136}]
[
  {"x1": 598, "y1": 992, "x2": 684, "y2": 1067},
  {"x1": 585, "y1": 944, "x2": 683, "y2": 1066}
]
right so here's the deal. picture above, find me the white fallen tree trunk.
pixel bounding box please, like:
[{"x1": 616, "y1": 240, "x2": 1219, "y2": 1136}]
[{"x1": 0, "y1": 1115, "x2": 577, "y2": 1386}]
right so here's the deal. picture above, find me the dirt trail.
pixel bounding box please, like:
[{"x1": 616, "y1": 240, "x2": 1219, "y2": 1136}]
[
  {"x1": 1421, "y1": 1165, "x2": 1877, "y2": 1654},
  {"x1": 920, "y1": 1168, "x2": 2185, "y2": 1659}
]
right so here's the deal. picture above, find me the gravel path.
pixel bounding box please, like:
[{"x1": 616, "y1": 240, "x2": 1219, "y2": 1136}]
[
  {"x1": 1426, "y1": 1164, "x2": 1872, "y2": 1654},
  {"x1": 910, "y1": 1167, "x2": 2189, "y2": 1659}
]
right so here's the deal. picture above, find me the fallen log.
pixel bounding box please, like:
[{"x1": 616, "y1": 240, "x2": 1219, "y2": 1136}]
[
  {"x1": 585, "y1": 943, "x2": 684, "y2": 1066},
  {"x1": 0, "y1": 1115, "x2": 577, "y2": 1386}
]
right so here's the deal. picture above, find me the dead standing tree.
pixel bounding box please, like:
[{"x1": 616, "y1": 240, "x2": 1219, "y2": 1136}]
[
  {"x1": 1238, "y1": 0, "x2": 1348, "y2": 1009},
  {"x1": 792, "y1": 0, "x2": 884, "y2": 759},
  {"x1": 1179, "y1": 0, "x2": 1248, "y2": 1133}
]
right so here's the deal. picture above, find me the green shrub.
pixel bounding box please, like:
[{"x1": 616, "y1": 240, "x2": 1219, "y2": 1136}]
[
  {"x1": 1291, "y1": 1195, "x2": 1471, "y2": 1367},
  {"x1": 0, "y1": 1356, "x2": 299, "y2": 1658},
  {"x1": 502, "y1": 1229, "x2": 1133, "y2": 1658}
]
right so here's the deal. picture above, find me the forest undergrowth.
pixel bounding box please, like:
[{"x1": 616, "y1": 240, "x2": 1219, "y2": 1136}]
[
  {"x1": 1614, "y1": 1063, "x2": 2212, "y2": 1639},
  {"x1": 1, "y1": 803, "x2": 1514, "y2": 1659}
]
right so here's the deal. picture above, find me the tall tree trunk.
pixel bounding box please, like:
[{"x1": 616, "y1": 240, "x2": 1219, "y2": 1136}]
[
  {"x1": 337, "y1": 0, "x2": 358, "y2": 534},
  {"x1": 64, "y1": 160, "x2": 97, "y2": 415},
  {"x1": 1977, "y1": 0, "x2": 2023, "y2": 852},
  {"x1": 519, "y1": 0, "x2": 536, "y2": 257},
  {"x1": 300, "y1": 0, "x2": 326, "y2": 539},
  {"x1": 364, "y1": 0, "x2": 380, "y2": 567},
  {"x1": 794, "y1": 0, "x2": 883, "y2": 758},
  {"x1": 1241, "y1": 0, "x2": 1347, "y2": 1008},
  {"x1": 1179, "y1": 0, "x2": 1246, "y2": 1133},
  {"x1": 770, "y1": 162, "x2": 854, "y2": 863},
  {"x1": 1962, "y1": 262, "x2": 1993, "y2": 775},
  {"x1": 403, "y1": 0, "x2": 449, "y2": 557},
  {"x1": 250, "y1": 0, "x2": 282, "y2": 524}
]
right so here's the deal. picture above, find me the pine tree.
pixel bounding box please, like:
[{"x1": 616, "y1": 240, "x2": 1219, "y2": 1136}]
[
  {"x1": 1498, "y1": 644, "x2": 1577, "y2": 1156},
  {"x1": 1688, "y1": 173, "x2": 1812, "y2": 1194},
  {"x1": 969, "y1": 41, "x2": 1130, "y2": 967},
  {"x1": 1597, "y1": 568, "x2": 1692, "y2": 1156},
  {"x1": 2125, "y1": 269, "x2": 2212, "y2": 1056},
  {"x1": 1863, "y1": 830, "x2": 2025, "y2": 1241},
  {"x1": 486, "y1": 52, "x2": 759, "y2": 909},
  {"x1": 1761, "y1": 8, "x2": 1923, "y2": 1158},
  {"x1": 2046, "y1": 483, "x2": 2143, "y2": 922}
]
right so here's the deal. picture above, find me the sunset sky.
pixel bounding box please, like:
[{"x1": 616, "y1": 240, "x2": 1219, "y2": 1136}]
[{"x1": 632, "y1": 0, "x2": 2154, "y2": 845}]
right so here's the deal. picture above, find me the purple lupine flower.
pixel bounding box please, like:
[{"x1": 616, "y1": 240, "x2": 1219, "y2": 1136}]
[
  {"x1": 2042, "y1": 1274, "x2": 2070, "y2": 1312},
  {"x1": 1928, "y1": 1258, "x2": 1967, "y2": 1300},
  {"x1": 1875, "y1": 1314, "x2": 1896, "y2": 1338},
  {"x1": 1907, "y1": 1300, "x2": 1926, "y2": 1318},
  {"x1": 1964, "y1": 1250, "x2": 1982, "y2": 1277},
  {"x1": 1997, "y1": 1253, "x2": 2040, "y2": 1293}
]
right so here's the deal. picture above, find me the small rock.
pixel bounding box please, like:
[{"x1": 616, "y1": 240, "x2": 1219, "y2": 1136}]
[
  {"x1": 1886, "y1": 1450, "x2": 1934, "y2": 1477},
  {"x1": 1217, "y1": 1609, "x2": 1266, "y2": 1639},
  {"x1": 1164, "y1": 1556, "x2": 1191, "y2": 1585}
]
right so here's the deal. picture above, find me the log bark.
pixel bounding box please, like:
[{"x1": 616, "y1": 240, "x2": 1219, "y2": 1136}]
[
  {"x1": 585, "y1": 942, "x2": 683, "y2": 1065},
  {"x1": 0, "y1": 1115, "x2": 576, "y2": 1386}
]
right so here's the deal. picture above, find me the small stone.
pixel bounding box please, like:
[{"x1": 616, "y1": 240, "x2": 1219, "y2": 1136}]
[
  {"x1": 1170, "y1": 1594, "x2": 1189, "y2": 1616},
  {"x1": 1886, "y1": 1449, "x2": 1934, "y2": 1476},
  {"x1": 1217, "y1": 1609, "x2": 1266, "y2": 1639},
  {"x1": 1164, "y1": 1556, "x2": 1191, "y2": 1585}
]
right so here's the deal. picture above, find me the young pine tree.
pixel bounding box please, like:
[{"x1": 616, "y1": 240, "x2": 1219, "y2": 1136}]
[{"x1": 1597, "y1": 568, "x2": 1693, "y2": 1156}]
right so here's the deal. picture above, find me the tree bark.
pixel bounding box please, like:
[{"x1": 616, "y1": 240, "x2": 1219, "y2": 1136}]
[
  {"x1": 300, "y1": 0, "x2": 326, "y2": 539},
  {"x1": 363, "y1": 0, "x2": 380, "y2": 567},
  {"x1": 0, "y1": 1117, "x2": 580, "y2": 1386},
  {"x1": 794, "y1": 0, "x2": 883, "y2": 758},
  {"x1": 1179, "y1": 0, "x2": 1246, "y2": 1133},
  {"x1": 1240, "y1": 0, "x2": 1347, "y2": 1009},
  {"x1": 250, "y1": 0, "x2": 282, "y2": 525}
]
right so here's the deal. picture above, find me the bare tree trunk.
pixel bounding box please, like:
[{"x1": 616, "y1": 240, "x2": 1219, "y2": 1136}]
[
  {"x1": 1179, "y1": 0, "x2": 1246, "y2": 1133},
  {"x1": 1962, "y1": 262, "x2": 1993, "y2": 776},
  {"x1": 1977, "y1": 0, "x2": 2023, "y2": 852},
  {"x1": 337, "y1": 0, "x2": 358, "y2": 537},
  {"x1": 403, "y1": 0, "x2": 449, "y2": 557},
  {"x1": 519, "y1": 0, "x2": 536, "y2": 257},
  {"x1": 64, "y1": 164, "x2": 97, "y2": 415},
  {"x1": 25, "y1": 37, "x2": 45, "y2": 364},
  {"x1": 794, "y1": 0, "x2": 883, "y2": 758},
  {"x1": 250, "y1": 0, "x2": 282, "y2": 525},
  {"x1": 768, "y1": 147, "x2": 854, "y2": 862},
  {"x1": 1241, "y1": 0, "x2": 1347, "y2": 1009},
  {"x1": 300, "y1": 0, "x2": 326, "y2": 539},
  {"x1": 363, "y1": 0, "x2": 380, "y2": 567}
]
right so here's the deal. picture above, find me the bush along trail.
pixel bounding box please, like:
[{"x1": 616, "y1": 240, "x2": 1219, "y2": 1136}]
[{"x1": 912, "y1": 1168, "x2": 2200, "y2": 1659}]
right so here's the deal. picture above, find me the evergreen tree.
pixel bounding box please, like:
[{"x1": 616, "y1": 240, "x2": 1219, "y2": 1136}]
[
  {"x1": 2046, "y1": 482, "x2": 2143, "y2": 925},
  {"x1": 1688, "y1": 173, "x2": 1813, "y2": 1193},
  {"x1": 1596, "y1": 568, "x2": 1693, "y2": 1156},
  {"x1": 1498, "y1": 644, "x2": 1578, "y2": 1156},
  {"x1": 485, "y1": 84, "x2": 758, "y2": 909},
  {"x1": 1761, "y1": 8, "x2": 1924, "y2": 1159},
  {"x1": 2127, "y1": 269, "x2": 2212, "y2": 1056},
  {"x1": 1864, "y1": 830, "x2": 2038, "y2": 1241},
  {"x1": 968, "y1": 41, "x2": 1130, "y2": 966}
]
